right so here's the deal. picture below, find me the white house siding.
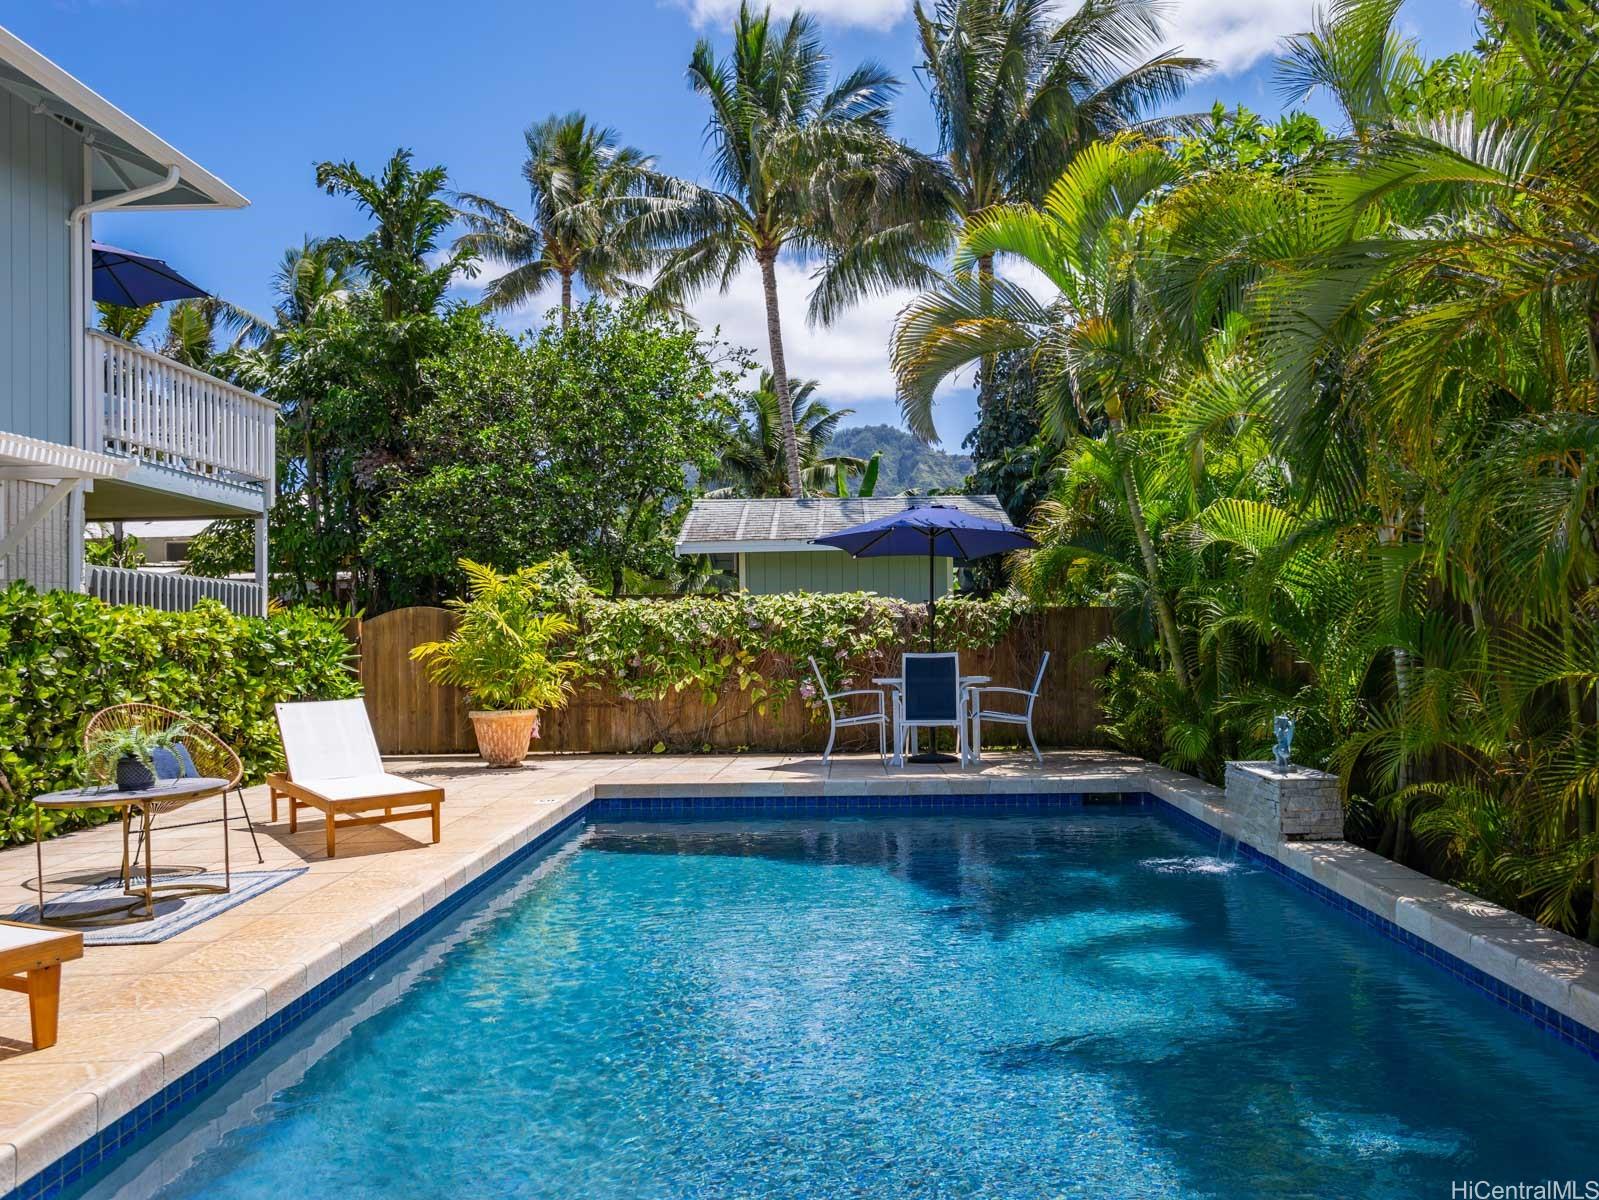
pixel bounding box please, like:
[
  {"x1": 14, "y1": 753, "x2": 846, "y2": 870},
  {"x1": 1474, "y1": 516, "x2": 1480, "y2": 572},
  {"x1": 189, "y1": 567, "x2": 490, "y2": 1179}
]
[
  {"x1": 0, "y1": 479, "x2": 71, "y2": 591},
  {"x1": 742, "y1": 551, "x2": 953, "y2": 602},
  {"x1": 0, "y1": 86, "x2": 81, "y2": 446}
]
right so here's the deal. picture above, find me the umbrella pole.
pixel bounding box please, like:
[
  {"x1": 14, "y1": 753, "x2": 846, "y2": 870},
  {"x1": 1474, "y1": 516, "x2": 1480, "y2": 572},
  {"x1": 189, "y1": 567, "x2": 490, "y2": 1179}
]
[{"x1": 926, "y1": 539, "x2": 936, "y2": 653}]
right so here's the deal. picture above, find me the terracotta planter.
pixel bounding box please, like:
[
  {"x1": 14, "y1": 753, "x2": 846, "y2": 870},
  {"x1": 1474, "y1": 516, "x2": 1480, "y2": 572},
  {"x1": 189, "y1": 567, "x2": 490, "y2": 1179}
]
[{"x1": 468, "y1": 709, "x2": 541, "y2": 767}]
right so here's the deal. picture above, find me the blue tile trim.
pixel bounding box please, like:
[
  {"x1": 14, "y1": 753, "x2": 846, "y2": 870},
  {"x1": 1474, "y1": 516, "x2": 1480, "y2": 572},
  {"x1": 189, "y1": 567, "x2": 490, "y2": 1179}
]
[
  {"x1": 586, "y1": 791, "x2": 1150, "y2": 818},
  {"x1": 21, "y1": 786, "x2": 1599, "y2": 1200}
]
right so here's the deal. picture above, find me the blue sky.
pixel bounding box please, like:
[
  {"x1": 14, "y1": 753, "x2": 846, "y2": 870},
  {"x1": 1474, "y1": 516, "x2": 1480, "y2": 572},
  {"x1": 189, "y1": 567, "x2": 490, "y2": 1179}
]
[{"x1": 8, "y1": 0, "x2": 1479, "y2": 447}]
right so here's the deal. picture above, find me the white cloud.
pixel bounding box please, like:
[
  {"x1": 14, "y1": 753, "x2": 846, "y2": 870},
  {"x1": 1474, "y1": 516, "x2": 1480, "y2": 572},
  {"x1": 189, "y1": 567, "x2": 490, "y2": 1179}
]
[
  {"x1": 688, "y1": 258, "x2": 908, "y2": 405},
  {"x1": 1163, "y1": 0, "x2": 1316, "y2": 76},
  {"x1": 683, "y1": 255, "x2": 1060, "y2": 446},
  {"x1": 671, "y1": 0, "x2": 1312, "y2": 75}
]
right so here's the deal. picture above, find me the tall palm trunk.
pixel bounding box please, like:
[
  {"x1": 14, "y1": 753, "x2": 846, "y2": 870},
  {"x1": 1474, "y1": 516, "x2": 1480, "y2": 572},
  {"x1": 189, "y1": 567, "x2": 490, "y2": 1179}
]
[
  {"x1": 757, "y1": 248, "x2": 803, "y2": 496},
  {"x1": 1108, "y1": 415, "x2": 1190, "y2": 693}
]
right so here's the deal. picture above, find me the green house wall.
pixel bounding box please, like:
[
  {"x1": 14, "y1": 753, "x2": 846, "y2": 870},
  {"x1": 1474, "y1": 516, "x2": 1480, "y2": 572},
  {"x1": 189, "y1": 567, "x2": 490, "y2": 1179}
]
[{"x1": 740, "y1": 551, "x2": 952, "y2": 601}]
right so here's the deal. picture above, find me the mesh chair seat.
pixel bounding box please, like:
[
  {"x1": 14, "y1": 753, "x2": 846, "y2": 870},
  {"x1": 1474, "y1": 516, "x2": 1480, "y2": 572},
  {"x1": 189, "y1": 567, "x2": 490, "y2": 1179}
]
[{"x1": 80, "y1": 704, "x2": 261, "y2": 858}]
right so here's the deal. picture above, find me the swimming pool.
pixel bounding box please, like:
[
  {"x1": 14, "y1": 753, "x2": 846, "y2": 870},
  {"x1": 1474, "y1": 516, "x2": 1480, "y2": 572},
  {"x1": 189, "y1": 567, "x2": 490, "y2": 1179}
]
[{"x1": 72, "y1": 802, "x2": 1594, "y2": 1199}]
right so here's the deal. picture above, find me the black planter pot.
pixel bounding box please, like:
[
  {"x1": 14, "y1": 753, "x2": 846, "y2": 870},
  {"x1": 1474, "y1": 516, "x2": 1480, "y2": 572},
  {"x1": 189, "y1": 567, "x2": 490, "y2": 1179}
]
[{"x1": 115, "y1": 754, "x2": 155, "y2": 792}]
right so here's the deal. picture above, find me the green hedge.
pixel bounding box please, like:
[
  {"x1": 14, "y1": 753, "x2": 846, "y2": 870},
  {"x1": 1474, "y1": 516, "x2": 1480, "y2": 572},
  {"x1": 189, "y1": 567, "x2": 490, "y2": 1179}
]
[
  {"x1": 0, "y1": 584, "x2": 359, "y2": 845},
  {"x1": 566, "y1": 588, "x2": 1033, "y2": 714}
]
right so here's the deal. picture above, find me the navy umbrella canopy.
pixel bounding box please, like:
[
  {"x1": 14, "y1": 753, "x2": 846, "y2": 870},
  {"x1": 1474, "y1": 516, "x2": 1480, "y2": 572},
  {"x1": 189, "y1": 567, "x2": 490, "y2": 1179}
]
[
  {"x1": 812, "y1": 502, "x2": 1036, "y2": 649},
  {"x1": 91, "y1": 242, "x2": 209, "y2": 307}
]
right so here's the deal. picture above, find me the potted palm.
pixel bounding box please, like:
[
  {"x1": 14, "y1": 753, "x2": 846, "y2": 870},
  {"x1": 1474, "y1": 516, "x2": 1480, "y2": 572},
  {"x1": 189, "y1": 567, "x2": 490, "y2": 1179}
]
[
  {"x1": 81, "y1": 722, "x2": 191, "y2": 791},
  {"x1": 411, "y1": 559, "x2": 580, "y2": 767}
]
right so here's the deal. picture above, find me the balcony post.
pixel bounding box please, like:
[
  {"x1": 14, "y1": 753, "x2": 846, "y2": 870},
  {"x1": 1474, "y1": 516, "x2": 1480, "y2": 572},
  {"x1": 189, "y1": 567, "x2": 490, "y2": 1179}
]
[{"x1": 254, "y1": 516, "x2": 269, "y2": 617}]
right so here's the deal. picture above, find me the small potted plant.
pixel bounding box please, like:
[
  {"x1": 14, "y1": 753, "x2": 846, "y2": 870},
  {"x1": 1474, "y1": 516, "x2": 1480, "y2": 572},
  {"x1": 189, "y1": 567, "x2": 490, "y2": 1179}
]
[
  {"x1": 82, "y1": 723, "x2": 190, "y2": 791},
  {"x1": 411, "y1": 559, "x2": 581, "y2": 767}
]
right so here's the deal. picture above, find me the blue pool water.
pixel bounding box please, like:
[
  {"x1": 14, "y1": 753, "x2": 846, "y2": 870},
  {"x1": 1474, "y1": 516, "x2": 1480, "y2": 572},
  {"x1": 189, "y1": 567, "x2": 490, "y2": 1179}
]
[{"x1": 75, "y1": 805, "x2": 1595, "y2": 1200}]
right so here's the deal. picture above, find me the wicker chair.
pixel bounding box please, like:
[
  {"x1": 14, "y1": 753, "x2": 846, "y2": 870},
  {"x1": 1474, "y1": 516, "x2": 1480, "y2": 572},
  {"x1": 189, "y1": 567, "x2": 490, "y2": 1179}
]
[{"x1": 80, "y1": 704, "x2": 263, "y2": 866}]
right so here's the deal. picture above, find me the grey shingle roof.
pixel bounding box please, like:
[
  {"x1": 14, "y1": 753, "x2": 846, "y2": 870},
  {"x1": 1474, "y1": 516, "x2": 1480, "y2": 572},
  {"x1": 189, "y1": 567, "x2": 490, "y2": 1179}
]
[{"x1": 676, "y1": 496, "x2": 1007, "y2": 553}]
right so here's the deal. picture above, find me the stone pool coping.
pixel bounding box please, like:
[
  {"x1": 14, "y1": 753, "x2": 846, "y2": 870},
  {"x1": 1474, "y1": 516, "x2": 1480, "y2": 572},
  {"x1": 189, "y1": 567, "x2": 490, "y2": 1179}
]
[{"x1": 2, "y1": 752, "x2": 1597, "y2": 1199}]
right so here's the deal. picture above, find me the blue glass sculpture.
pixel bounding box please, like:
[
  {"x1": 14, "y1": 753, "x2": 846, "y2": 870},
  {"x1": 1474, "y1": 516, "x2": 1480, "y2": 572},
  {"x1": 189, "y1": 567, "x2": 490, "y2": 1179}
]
[{"x1": 1272, "y1": 715, "x2": 1295, "y2": 773}]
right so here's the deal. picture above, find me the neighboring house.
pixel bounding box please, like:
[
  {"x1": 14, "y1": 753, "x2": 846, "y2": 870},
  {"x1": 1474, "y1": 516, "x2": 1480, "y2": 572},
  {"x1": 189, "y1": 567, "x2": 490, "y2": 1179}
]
[
  {"x1": 675, "y1": 496, "x2": 1008, "y2": 602},
  {"x1": 0, "y1": 27, "x2": 273, "y2": 616},
  {"x1": 88, "y1": 519, "x2": 212, "y2": 567}
]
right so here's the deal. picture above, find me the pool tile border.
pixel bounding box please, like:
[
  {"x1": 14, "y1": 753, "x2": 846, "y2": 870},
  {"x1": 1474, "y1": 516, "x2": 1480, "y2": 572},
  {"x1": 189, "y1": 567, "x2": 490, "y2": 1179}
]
[{"x1": 11, "y1": 767, "x2": 1599, "y2": 1200}]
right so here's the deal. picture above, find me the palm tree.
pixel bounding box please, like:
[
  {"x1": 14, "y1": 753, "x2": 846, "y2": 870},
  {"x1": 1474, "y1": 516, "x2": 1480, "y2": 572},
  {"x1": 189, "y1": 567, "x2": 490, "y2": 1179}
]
[
  {"x1": 270, "y1": 237, "x2": 360, "y2": 329},
  {"x1": 455, "y1": 113, "x2": 659, "y2": 327},
  {"x1": 821, "y1": 0, "x2": 1204, "y2": 437},
  {"x1": 892, "y1": 139, "x2": 1194, "y2": 688},
  {"x1": 640, "y1": 2, "x2": 910, "y2": 496},
  {"x1": 711, "y1": 372, "x2": 864, "y2": 497},
  {"x1": 314, "y1": 149, "x2": 466, "y2": 321},
  {"x1": 159, "y1": 297, "x2": 269, "y2": 370},
  {"x1": 95, "y1": 301, "x2": 158, "y2": 344}
]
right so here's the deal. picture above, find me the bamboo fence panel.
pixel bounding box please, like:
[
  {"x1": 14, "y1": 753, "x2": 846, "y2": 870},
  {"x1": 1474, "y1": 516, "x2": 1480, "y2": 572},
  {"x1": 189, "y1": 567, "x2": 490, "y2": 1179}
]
[{"x1": 356, "y1": 605, "x2": 1114, "y2": 755}]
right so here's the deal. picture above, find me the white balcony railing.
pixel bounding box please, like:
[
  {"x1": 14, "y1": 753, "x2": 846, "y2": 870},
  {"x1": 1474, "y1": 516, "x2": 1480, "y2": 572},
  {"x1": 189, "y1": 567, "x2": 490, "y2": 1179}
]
[
  {"x1": 89, "y1": 330, "x2": 276, "y2": 490},
  {"x1": 86, "y1": 565, "x2": 265, "y2": 617}
]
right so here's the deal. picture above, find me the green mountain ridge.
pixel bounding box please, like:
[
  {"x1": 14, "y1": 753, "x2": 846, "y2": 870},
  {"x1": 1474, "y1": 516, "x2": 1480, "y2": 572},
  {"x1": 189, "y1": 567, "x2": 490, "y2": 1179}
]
[{"x1": 825, "y1": 424, "x2": 972, "y2": 495}]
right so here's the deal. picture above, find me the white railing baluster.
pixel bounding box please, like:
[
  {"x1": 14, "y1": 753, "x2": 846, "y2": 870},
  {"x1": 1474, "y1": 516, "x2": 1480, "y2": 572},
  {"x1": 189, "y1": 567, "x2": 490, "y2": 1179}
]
[{"x1": 85, "y1": 330, "x2": 277, "y2": 494}]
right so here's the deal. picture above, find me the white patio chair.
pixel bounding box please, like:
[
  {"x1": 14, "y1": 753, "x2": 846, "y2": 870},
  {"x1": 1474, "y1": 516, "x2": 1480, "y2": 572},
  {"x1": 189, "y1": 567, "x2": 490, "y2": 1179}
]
[
  {"x1": 893, "y1": 652, "x2": 966, "y2": 767},
  {"x1": 269, "y1": 699, "x2": 444, "y2": 858},
  {"x1": 808, "y1": 658, "x2": 889, "y2": 765},
  {"x1": 966, "y1": 652, "x2": 1050, "y2": 765}
]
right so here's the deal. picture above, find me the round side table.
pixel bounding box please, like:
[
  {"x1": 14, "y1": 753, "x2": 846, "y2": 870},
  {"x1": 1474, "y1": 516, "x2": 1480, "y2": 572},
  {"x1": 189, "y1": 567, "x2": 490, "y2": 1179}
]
[{"x1": 32, "y1": 777, "x2": 230, "y2": 926}]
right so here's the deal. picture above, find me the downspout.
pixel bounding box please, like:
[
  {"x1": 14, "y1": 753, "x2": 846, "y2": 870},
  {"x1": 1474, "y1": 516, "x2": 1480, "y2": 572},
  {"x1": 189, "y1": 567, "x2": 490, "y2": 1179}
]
[
  {"x1": 69, "y1": 162, "x2": 183, "y2": 448},
  {"x1": 66, "y1": 161, "x2": 181, "y2": 591}
]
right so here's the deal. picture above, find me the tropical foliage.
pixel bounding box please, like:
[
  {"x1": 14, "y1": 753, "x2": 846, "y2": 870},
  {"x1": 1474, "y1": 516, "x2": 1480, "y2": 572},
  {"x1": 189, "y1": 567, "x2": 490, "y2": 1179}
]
[
  {"x1": 363, "y1": 297, "x2": 741, "y2": 601},
  {"x1": 0, "y1": 584, "x2": 356, "y2": 845},
  {"x1": 185, "y1": 519, "x2": 257, "y2": 579},
  {"x1": 848, "y1": 0, "x2": 1204, "y2": 427},
  {"x1": 518, "y1": 560, "x2": 1029, "y2": 713},
  {"x1": 455, "y1": 112, "x2": 660, "y2": 323},
  {"x1": 637, "y1": 2, "x2": 929, "y2": 495},
  {"x1": 710, "y1": 372, "x2": 863, "y2": 497},
  {"x1": 892, "y1": 0, "x2": 1599, "y2": 939},
  {"x1": 411, "y1": 560, "x2": 581, "y2": 712}
]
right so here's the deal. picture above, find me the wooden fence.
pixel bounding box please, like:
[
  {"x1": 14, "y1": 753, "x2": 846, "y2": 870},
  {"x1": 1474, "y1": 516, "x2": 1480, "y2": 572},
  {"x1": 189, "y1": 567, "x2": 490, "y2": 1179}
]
[{"x1": 355, "y1": 605, "x2": 1115, "y2": 756}]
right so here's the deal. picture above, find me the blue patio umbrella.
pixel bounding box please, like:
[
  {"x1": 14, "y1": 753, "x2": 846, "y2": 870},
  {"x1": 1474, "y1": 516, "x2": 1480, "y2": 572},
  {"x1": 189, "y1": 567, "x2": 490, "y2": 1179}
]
[
  {"x1": 91, "y1": 242, "x2": 209, "y2": 307},
  {"x1": 812, "y1": 502, "x2": 1037, "y2": 650}
]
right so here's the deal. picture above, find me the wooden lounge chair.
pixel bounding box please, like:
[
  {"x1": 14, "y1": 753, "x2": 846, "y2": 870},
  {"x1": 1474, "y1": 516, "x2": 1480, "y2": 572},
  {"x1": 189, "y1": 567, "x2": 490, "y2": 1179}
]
[
  {"x1": 0, "y1": 921, "x2": 82, "y2": 1049},
  {"x1": 268, "y1": 699, "x2": 443, "y2": 859}
]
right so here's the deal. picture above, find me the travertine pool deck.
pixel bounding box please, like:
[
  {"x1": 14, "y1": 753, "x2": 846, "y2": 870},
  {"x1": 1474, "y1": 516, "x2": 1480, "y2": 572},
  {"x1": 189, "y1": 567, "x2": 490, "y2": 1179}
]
[{"x1": 0, "y1": 749, "x2": 1594, "y2": 1197}]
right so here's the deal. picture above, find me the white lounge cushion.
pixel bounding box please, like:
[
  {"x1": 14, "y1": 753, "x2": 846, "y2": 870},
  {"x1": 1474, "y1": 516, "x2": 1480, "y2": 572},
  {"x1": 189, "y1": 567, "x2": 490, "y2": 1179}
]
[
  {"x1": 288, "y1": 772, "x2": 436, "y2": 804},
  {"x1": 276, "y1": 699, "x2": 384, "y2": 781},
  {"x1": 0, "y1": 923, "x2": 71, "y2": 953}
]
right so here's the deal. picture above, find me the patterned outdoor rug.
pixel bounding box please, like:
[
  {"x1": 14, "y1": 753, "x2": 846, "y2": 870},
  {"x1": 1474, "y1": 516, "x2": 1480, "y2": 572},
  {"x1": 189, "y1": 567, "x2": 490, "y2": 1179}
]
[{"x1": 12, "y1": 869, "x2": 307, "y2": 945}]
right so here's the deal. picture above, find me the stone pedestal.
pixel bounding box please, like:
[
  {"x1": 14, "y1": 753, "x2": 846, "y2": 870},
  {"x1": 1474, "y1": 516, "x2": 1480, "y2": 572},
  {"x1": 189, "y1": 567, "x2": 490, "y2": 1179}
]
[{"x1": 1224, "y1": 761, "x2": 1343, "y2": 844}]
